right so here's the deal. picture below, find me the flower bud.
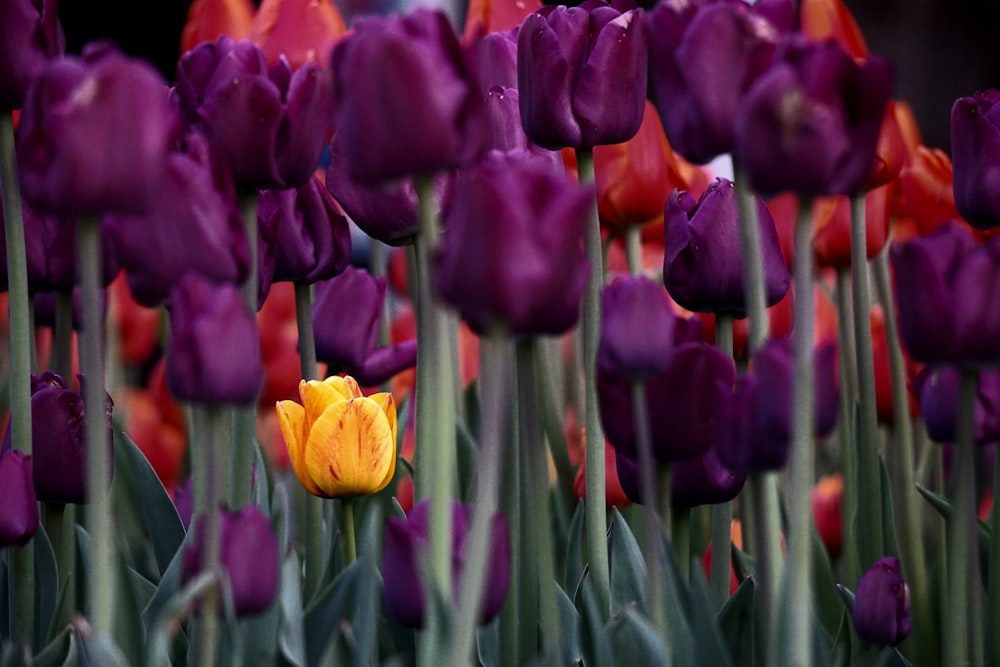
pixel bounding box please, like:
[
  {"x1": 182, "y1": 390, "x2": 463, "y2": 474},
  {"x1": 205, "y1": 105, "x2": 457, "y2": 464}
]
[
  {"x1": 852, "y1": 557, "x2": 911, "y2": 646},
  {"x1": 0, "y1": 445, "x2": 39, "y2": 547}
]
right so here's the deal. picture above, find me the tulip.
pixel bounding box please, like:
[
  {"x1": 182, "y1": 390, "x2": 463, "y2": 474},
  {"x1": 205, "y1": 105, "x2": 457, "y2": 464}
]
[
  {"x1": 663, "y1": 178, "x2": 789, "y2": 316},
  {"x1": 276, "y1": 375, "x2": 397, "y2": 498},
  {"x1": 716, "y1": 336, "x2": 839, "y2": 472},
  {"x1": 0, "y1": 0, "x2": 64, "y2": 108},
  {"x1": 121, "y1": 388, "x2": 186, "y2": 493},
  {"x1": 0, "y1": 444, "x2": 39, "y2": 547},
  {"x1": 812, "y1": 472, "x2": 843, "y2": 559},
  {"x1": 517, "y1": 0, "x2": 647, "y2": 150},
  {"x1": 175, "y1": 36, "x2": 332, "y2": 189},
  {"x1": 951, "y1": 90, "x2": 1000, "y2": 230},
  {"x1": 484, "y1": 86, "x2": 534, "y2": 152},
  {"x1": 183, "y1": 504, "x2": 280, "y2": 615},
  {"x1": 166, "y1": 274, "x2": 262, "y2": 404},
  {"x1": 435, "y1": 149, "x2": 591, "y2": 337},
  {"x1": 383, "y1": 498, "x2": 510, "y2": 629},
  {"x1": 312, "y1": 267, "x2": 417, "y2": 386},
  {"x1": 260, "y1": 176, "x2": 352, "y2": 285},
  {"x1": 180, "y1": 0, "x2": 255, "y2": 55},
  {"x1": 463, "y1": 0, "x2": 540, "y2": 39},
  {"x1": 616, "y1": 447, "x2": 745, "y2": 509},
  {"x1": 896, "y1": 146, "x2": 961, "y2": 239},
  {"x1": 465, "y1": 28, "x2": 518, "y2": 92},
  {"x1": 890, "y1": 222, "x2": 1000, "y2": 367},
  {"x1": 251, "y1": 0, "x2": 346, "y2": 69},
  {"x1": 647, "y1": 0, "x2": 794, "y2": 165},
  {"x1": 852, "y1": 557, "x2": 911, "y2": 646},
  {"x1": 17, "y1": 372, "x2": 114, "y2": 505},
  {"x1": 912, "y1": 367, "x2": 1000, "y2": 445},
  {"x1": 573, "y1": 439, "x2": 632, "y2": 509},
  {"x1": 105, "y1": 132, "x2": 250, "y2": 307},
  {"x1": 735, "y1": 36, "x2": 892, "y2": 197},
  {"x1": 599, "y1": 341, "x2": 736, "y2": 463},
  {"x1": 17, "y1": 44, "x2": 178, "y2": 217},
  {"x1": 800, "y1": 0, "x2": 868, "y2": 60},
  {"x1": 331, "y1": 9, "x2": 487, "y2": 183},
  {"x1": 597, "y1": 274, "x2": 675, "y2": 378},
  {"x1": 701, "y1": 520, "x2": 743, "y2": 597}
]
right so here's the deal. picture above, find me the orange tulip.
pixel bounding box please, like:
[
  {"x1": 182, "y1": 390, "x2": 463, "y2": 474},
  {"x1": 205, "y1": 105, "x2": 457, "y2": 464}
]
[
  {"x1": 252, "y1": 0, "x2": 346, "y2": 69},
  {"x1": 277, "y1": 376, "x2": 397, "y2": 498},
  {"x1": 180, "y1": 0, "x2": 255, "y2": 54},
  {"x1": 463, "y1": 0, "x2": 542, "y2": 41},
  {"x1": 896, "y1": 146, "x2": 960, "y2": 239},
  {"x1": 811, "y1": 473, "x2": 843, "y2": 559},
  {"x1": 800, "y1": 0, "x2": 868, "y2": 59}
]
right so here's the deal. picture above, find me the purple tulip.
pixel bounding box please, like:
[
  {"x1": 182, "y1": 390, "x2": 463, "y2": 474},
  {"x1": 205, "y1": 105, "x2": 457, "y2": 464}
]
[
  {"x1": 852, "y1": 557, "x2": 911, "y2": 646},
  {"x1": 383, "y1": 499, "x2": 510, "y2": 629},
  {"x1": 331, "y1": 9, "x2": 487, "y2": 183},
  {"x1": 175, "y1": 37, "x2": 332, "y2": 190},
  {"x1": 312, "y1": 267, "x2": 417, "y2": 386},
  {"x1": 716, "y1": 336, "x2": 839, "y2": 472},
  {"x1": 646, "y1": 0, "x2": 793, "y2": 165},
  {"x1": 517, "y1": 0, "x2": 647, "y2": 150},
  {"x1": 32, "y1": 287, "x2": 108, "y2": 332},
  {"x1": 0, "y1": 0, "x2": 64, "y2": 108},
  {"x1": 465, "y1": 28, "x2": 519, "y2": 92},
  {"x1": 663, "y1": 178, "x2": 788, "y2": 316},
  {"x1": 911, "y1": 367, "x2": 1000, "y2": 445},
  {"x1": 166, "y1": 274, "x2": 262, "y2": 405},
  {"x1": 735, "y1": 36, "x2": 892, "y2": 197},
  {"x1": 599, "y1": 341, "x2": 736, "y2": 463},
  {"x1": 616, "y1": 446, "x2": 745, "y2": 508},
  {"x1": 434, "y1": 149, "x2": 591, "y2": 337},
  {"x1": 0, "y1": 443, "x2": 38, "y2": 547},
  {"x1": 597, "y1": 275, "x2": 675, "y2": 377},
  {"x1": 260, "y1": 176, "x2": 352, "y2": 285},
  {"x1": 106, "y1": 132, "x2": 250, "y2": 308},
  {"x1": 890, "y1": 222, "x2": 1000, "y2": 367},
  {"x1": 17, "y1": 43, "x2": 178, "y2": 217},
  {"x1": 183, "y1": 505, "x2": 280, "y2": 616},
  {"x1": 951, "y1": 90, "x2": 1000, "y2": 230}
]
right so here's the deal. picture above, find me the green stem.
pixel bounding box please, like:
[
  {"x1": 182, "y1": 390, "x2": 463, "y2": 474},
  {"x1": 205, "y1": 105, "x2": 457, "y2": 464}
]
[
  {"x1": 624, "y1": 225, "x2": 642, "y2": 274},
  {"x1": 673, "y1": 506, "x2": 691, "y2": 583},
  {"x1": 231, "y1": 193, "x2": 259, "y2": 509},
  {"x1": 500, "y1": 344, "x2": 521, "y2": 667},
  {"x1": 990, "y1": 435, "x2": 1000, "y2": 666},
  {"x1": 834, "y1": 267, "x2": 862, "y2": 587},
  {"x1": 536, "y1": 337, "x2": 576, "y2": 499},
  {"x1": 945, "y1": 369, "x2": 982, "y2": 667},
  {"x1": 576, "y1": 147, "x2": 611, "y2": 614},
  {"x1": 630, "y1": 378, "x2": 665, "y2": 631},
  {"x1": 411, "y1": 175, "x2": 457, "y2": 621},
  {"x1": 2, "y1": 109, "x2": 35, "y2": 646},
  {"x1": 849, "y1": 194, "x2": 884, "y2": 569},
  {"x1": 711, "y1": 314, "x2": 735, "y2": 609},
  {"x1": 342, "y1": 498, "x2": 356, "y2": 565},
  {"x1": 873, "y1": 248, "x2": 934, "y2": 660},
  {"x1": 194, "y1": 405, "x2": 225, "y2": 667},
  {"x1": 53, "y1": 290, "x2": 74, "y2": 381},
  {"x1": 732, "y1": 168, "x2": 769, "y2": 352}
]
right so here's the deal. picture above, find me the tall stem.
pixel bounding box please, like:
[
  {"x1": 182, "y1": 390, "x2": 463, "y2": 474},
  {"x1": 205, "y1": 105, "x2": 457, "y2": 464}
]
[
  {"x1": 834, "y1": 268, "x2": 861, "y2": 587},
  {"x1": 711, "y1": 314, "x2": 735, "y2": 609},
  {"x1": 575, "y1": 148, "x2": 611, "y2": 612},
  {"x1": 1, "y1": 109, "x2": 34, "y2": 646},
  {"x1": 630, "y1": 378, "x2": 665, "y2": 630},
  {"x1": 849, "y1": 194, "x2": 884, "y2": 568},
  {"x1": 231, "y1": 193, "x2": 259, "y2": 509},
  {"x1": 342, "y1": 498, "x2": 357, "y2": 565},
  {"x1": 194, "y1": 405, "x2": 225, "y2": 667},
  {"x1": 783, "y1": 198, "x2": 815, "y2": 666}
]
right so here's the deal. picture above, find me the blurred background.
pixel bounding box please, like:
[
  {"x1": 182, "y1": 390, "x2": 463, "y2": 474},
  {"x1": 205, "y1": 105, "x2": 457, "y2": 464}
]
[{"x1": 58, "y1": 0, "x2": 1000, "y2": 153}]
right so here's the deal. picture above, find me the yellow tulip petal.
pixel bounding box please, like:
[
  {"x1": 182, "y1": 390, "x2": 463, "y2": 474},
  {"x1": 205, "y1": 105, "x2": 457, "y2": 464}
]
[
  {"x1": 304, "y1": 397, "x2": 396, "y2": 498},
  {"x1": 368, "y1": 392, "x2": 398, "y2": 445},
  {"x1": 276, "y1": 400, "x2": 323, "y2": 496},
  {"x1": 301, "y1": 378, "x2": 350, "y2": 424},
  {"x1": 324, "y1": 375, "x2": 363, "y2": 399}
]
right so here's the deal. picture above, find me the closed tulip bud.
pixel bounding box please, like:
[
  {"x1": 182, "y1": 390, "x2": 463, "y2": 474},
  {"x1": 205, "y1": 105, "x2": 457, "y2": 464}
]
[
  {"x1": 735, "y1": 36, "x2": 892, "y2": 197},
  {"x1": 166, "y1": 275, "x2": 262, "y2": 404},
  {"x1": 261, "y1": 176, "x2": 352, "y2": 285},
  {"x1": 852, "y1": 557, "x2": 911, "y2": 646},
  {"x1": 176, "y1": 36, "x2": 333, "y2": 189},
  {"x1": 912, "y1": 367, "x2": 1000, "y2": 445},
  {"x1": 17, "y1": 44, "x2": 178, "y2": 217},
  {"x1": 331, "y1": 9, "x2": 487, "y2": 183},
  {"x1": 276, "y1": 376, "x2": 397, "y2": 498},
  {"x1": 435, "y1": 149, "x2": 591, "y2": 337},
  {"x1": 951, "y1": 90, "x2": 1000, "y2": 230},
  {"x1": 0, "y1": 0, "x2": 64, "y2": 108},
  {"x1": 465, "y1": 29, "x2": 519, "y2": 92},
  {"x1": 518, "y1": 0, "x2": 647, "y2": 150},
  {"x1": 0, "y1": 445, "x2": 39, "y2": 547},
  {"x1": 598, "y1": 275, "x2": 675, "y2": 377},
  {"x1": 664, "y1": 178, "x2": 789, "y2": 316},
  {"x1": 183, "y1": 505, "x2": 280, "y2": 616},
  {"x1": 812, "y1": 472, "x2": 843, "y2": 559},
  {"x1": 616, "y1": 447, "x2": 745, "y2": 509},
  {"x1": 312, "y1": 267, "x2": 417, "y2": 386},
  {"x1": 383, "y1": 499, "x2": 510, "y2": 629}
]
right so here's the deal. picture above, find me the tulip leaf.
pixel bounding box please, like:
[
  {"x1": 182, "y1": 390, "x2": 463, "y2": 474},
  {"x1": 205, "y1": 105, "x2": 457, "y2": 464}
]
[
  {"x1": 112, "y1": 557, "x2": 151, "y2": 667},
  {"x1": 555, "y1": 584, "x2": 583, "y2": 667},
  {"x1": 718, "y1": 577, "x2": 756, "y2": 666},
  {"x1": 76, "y1": 628, "x2": 129, "y2": 667},
  {"x1": 33, "y1": 523, "x2": 58, "y2": 652},
  {"x1": 879, "y1": 458, "x2": 901, "y2": 560},
  {"x1": 455, "y1": 417, "x2": 477, "y2": 502},
  {"x1": 252, "y1": 437, "x2": 271, "y2": 514},
  {"x1": 811, "y1": 513, "x2": 845, "y2": 639},
  {"x1": 916, "y1": 485, "x2": 992, "y2": 551},
  {"x1": 303, "y1": 559, "x2": 363, "y2": 665},
  {"x1": 118, "y1": 433, "x2": 185, "y2": 577},
  {"x1": 656, "y1": 541, "x2": 696, "y2": 667},
  {"x1": 564, "y1": 501, "x2": 585, "y2": 599},
  {"x1": 354, "y1": 508, "x2": 384, "y2": 667},
  {"x1": 684, "y1": 554, "x2": 735, "y2": 667},
  {"x1": 606, "y1": 605, "x2": 668, "y2": 666},
  {"x1": 277, "y1": 552, "x2": 306, "y2": 667},
  {"x1": 31, "y1": 626, "x2": 76, "y2": 667},
  {"x1": 578, "y1": 571, "x2": 616, "y2": 667},
  {"x1": 608, "y1": 508, "x2": 648, "y2": 614}
]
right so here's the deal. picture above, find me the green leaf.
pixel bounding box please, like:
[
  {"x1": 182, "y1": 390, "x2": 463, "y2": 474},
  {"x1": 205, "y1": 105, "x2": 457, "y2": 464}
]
[
  {"x1": 606, "y1": 606, "x2": 668, "y2": 666},
  {"x1": 32, "y1": 627, "x2": 75, "y2": 667},
  {"x1": 879, "y1": 459, "x2": 901, "y2": 559},
  {"x1": 303, "y1": 560, "x2": 363, "y2": 665},
  {"x1": 607, "y1": 508, "x2": 648, "y2": 614},
  {"x1": 564, "y1": 501, "x2": 585, "y2": 598},
  {"x1": 916, "y1": 485, "x2": 991, "y2": 557},
  {"x1": 578, "y1": 572, "x2": 616, "y2": 667},
  {"x1": 252, "y1": 437, "x2": 272, "y2": 514},
  {"x1": 555, "y1": 584, "x2": 583, "y2": 667},
  {"x1": 811, "y1": 513, "x2": 844, "y2": 639},
  {"x1": 455, "y1": 417, "x2": 477, "y2": 503},
  {"x1": 111, "y1": 557, "x2": 152, "y2": 667},
  {"x1": 33, "y1": 522, "x2": 58, "y2": 652},
  {"x1": 118, "y1": 434, "x2": 185, "y2": 578},
  {"x1": 685, "y1": 556, "x2": 735, "y2": 667},
  {"x1": 278, "y1": 553, "x2": 307, "y2": 667},
  {"x1": 718, "y1": 577, "x2": 756, "y2": 667},
  {"x1": 476, "y1": 617, "x2": 501, "y2": 667}
]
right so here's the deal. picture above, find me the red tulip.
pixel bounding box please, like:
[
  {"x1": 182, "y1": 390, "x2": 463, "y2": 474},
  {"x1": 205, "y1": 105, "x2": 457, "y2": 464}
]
[
  {"x1": 811, "y1": 472, "x2": 843, "y2": 559},
  {"x1": 251, "y1": 0, "x2": 346, "y2": 69},
  {"x1": 180, "y1": 0, "x2": 254, "y2": 54}
]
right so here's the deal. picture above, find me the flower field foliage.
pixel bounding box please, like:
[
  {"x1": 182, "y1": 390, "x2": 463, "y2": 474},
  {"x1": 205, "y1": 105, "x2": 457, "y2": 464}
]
[{"x1": 3, "y1": 0, "x2": 1000, "y2": 665}]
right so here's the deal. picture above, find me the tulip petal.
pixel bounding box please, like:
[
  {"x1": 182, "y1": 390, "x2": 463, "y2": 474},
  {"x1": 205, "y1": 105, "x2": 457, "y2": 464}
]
[
  {"x1": 305, "y1": 397, "x2": 395, "y2": 498},
  {"x1": 276, "y1": 399, "x2": 322, "y2": 496},
  {"x1": 300, "y1": 376, "x2": 356, "y2": 423}
]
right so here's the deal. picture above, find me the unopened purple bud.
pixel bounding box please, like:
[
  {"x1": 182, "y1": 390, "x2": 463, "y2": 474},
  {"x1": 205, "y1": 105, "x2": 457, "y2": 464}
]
[{"x1": 852, "y1": 557, "x2": 911, "y2": 646}]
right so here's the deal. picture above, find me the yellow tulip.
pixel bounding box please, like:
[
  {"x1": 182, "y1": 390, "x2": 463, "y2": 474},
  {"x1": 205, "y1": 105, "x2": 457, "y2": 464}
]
[{"x1": 276, "y1": 375, "x2": 397, "y2": 498}]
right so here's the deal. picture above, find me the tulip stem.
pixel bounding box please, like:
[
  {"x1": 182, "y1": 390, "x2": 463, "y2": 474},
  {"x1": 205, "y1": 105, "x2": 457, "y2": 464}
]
[
  {"x1": 834, "y1": 267, "x2": 862, "y2": 588},
  {"x1": 945, "y1": 369, "x2": 982, "y2": 667},
  {"x1": 79, "y1": 216, "x2": 115, "y2": 638},
  {"x1": 231, "y1": 192, "x2": 260, "y2": 510},
  {"x1": 194, "y1": 405, "x2": 225, "y2": 667},
  {"x1": 624, "y1": 225, "x2": 642, "y2": 274},
  {"x1": 576, "y1": 147, "x2": 611, "y2": 614},
  {"x1": 783, "y1": 197, "x2": 816, "y2": 667},
  {"x1": 711, "y1": 314, "x2": 734, "y2": 609},
  {"x1": 850, "y1": 194, "x2": 885, "y2": 569},
  {"x1": 2, "y1": 108, "x2": 34, "y2": 647},
  {"x1": 448, "y1": 331, "x2": 511, "y2": 664},
  {"x1": 536, "y1": 337, "x2": 576, "y2": 499},
  {"x1": 342, "y1": 498, "x2": 356, "y2": 565},
  {"x1": 873, "y1": 248, "x2": 934, "y2": 660},
  {"x1": 53, "y1": 289, "x2": 74, "y2": 382},
  {"x1": 989, "y1": 431, "x2": 1000, "y2": 666}
]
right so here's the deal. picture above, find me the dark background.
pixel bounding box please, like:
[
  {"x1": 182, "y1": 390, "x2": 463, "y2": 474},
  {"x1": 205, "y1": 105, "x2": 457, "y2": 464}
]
[{"x1": 59, "y1": 0, "x2": 1000, "y2": 152}]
